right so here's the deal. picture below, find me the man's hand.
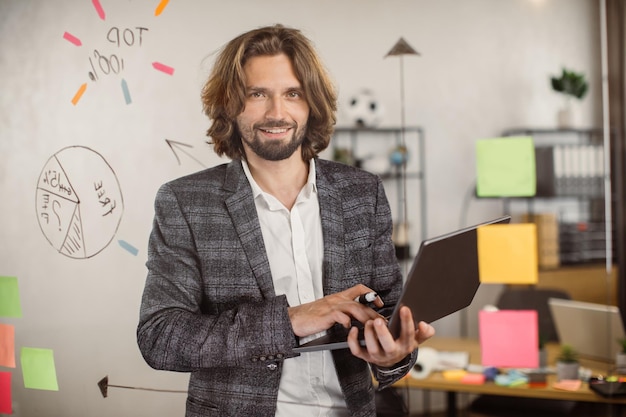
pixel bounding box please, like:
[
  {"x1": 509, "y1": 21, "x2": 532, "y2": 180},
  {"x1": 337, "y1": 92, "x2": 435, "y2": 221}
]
[
  {"x1": 288, "y1": 284, "x2": 384, "y2": 337},
  {"x1": 347, "y1": 306, "x2": 435, "y2": 367}
]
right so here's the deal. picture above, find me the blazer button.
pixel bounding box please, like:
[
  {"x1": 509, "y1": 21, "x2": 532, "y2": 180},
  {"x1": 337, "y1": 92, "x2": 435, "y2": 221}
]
[{"x1": 267, "y1": 363, "x2": 278, "y2": 371}]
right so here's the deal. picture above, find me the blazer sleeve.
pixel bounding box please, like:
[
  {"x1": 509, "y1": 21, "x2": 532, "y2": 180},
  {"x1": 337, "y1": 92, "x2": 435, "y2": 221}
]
[
  {"x1": 137, "y1": 183, "x2": 297, "y2": 372},
  {"x1": 367, "y1": 177, "x2": 419, "y2": 388}
]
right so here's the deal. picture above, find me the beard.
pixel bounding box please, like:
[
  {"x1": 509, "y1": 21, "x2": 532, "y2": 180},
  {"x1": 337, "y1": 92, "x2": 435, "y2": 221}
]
[{"x1": 238, "y1": 120, "x2": 307, "y2": 161}]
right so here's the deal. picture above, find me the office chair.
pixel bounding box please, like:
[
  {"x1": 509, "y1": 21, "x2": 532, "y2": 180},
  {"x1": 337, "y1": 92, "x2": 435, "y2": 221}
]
[{"x1": 495, "y1": 287, "x2": 571, "y2": 343}]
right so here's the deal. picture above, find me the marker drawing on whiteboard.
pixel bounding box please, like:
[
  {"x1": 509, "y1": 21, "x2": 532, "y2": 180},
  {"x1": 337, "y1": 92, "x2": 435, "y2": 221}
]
[
  {"x1": 92, "y1": 0, "x2": 106, "y2": 20},
  {"x1": 152, "y1": 62, "x2": 175, "y2": 75},
  {"x1": 154, "y1": 0, "x2": 170, "y2": 16},
  {"x1": 72, "y1": 83, "x2": 87, "y2": 105},
  {"x1": 121, "y1": 79, "x2": 131, "y2": 104},
  {"x1": 118, "y1": 240, "x2": 138, "y2": 256},
  {"x1": 63, "y1": 32, "x2": 82, "y2": 46},
  {"x1": 165, "y1": 139, "x2": 207, "y2": 168}
]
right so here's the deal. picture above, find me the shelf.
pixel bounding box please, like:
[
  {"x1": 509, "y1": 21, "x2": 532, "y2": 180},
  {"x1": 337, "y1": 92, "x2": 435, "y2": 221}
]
[
  {"x1": 331, "y1": 126, "x2": 427, "y2": 244},
  {"x1": 495, "y1": 128, "x2": 614, "y2": 268}
]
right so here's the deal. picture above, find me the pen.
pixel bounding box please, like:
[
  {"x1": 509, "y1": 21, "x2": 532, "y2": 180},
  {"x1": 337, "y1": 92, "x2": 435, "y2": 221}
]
[{"x1": 354, "y1": 292, "x2": 378, "y2": 305}]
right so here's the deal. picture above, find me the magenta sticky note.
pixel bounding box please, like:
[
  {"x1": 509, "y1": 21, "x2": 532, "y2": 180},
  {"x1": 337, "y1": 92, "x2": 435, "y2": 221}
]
[
  {"x1": 479, "y1": 309, "x2": 539, "y2": 368},
  {"x1": 0, "y1": 371, "x2": 11, "y2": 414}
]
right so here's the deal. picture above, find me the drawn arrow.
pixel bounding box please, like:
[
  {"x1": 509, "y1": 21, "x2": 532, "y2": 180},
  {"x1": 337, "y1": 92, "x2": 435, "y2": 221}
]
[
  {"x1": 165, "y1": 139, "x2": 207, "y2": 168},
  {"x1": 97, "y1": 375, "x2": 186, "y2": 398}
]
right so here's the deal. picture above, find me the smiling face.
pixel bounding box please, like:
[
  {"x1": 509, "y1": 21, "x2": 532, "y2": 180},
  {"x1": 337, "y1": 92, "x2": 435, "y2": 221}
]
[{"x1": 236, "y1": 53, "x2": 310, "y2": 162}]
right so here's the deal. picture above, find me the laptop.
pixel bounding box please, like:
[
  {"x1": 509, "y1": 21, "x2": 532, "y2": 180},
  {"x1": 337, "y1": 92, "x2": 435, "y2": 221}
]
[
  {"x1": 294, "y1": 215, "x2": 512, "y2": 352},
  {"x1": 549, "y1": 298, "x2": 626, "y2": 362}
]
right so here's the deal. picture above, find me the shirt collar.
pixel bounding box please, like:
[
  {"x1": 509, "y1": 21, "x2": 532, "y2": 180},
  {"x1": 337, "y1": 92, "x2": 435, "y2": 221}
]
[
  {"x1": 241, "y1": 159, "x2": 318, "y2": 207},
  {"x1": 241, "y1": 158, "x2": 317, "y2": 206}
]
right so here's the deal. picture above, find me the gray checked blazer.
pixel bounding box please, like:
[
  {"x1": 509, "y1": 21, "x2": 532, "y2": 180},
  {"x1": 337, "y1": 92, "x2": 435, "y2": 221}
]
[{"x1": 137, "y1": 158, "x2": 418, "y2": 417}]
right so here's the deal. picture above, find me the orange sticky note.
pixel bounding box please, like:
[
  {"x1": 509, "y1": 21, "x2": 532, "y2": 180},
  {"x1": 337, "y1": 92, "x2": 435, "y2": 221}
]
[
  {"x1": 442, "y1": 369, "x2": 467, "y2": 381},
  {"x1": 477, "y1": 223, "x2": 538, "y2": 284},
  {"x1": 0, "y1": 324, "x2": 15, "y2": 368},
  {"x1": 479, "y1": 309, "x2": 539, "y2": 368},
  {"x1": 553, "y1": 379, "x2": 582, "y2": 391}
]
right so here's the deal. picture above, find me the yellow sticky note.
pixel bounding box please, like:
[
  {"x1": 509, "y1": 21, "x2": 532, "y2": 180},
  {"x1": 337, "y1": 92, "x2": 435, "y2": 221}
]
[
  {"x1": 477, "y1": 223, "x2": 538, "y2": 284},
  {"x1": 443, "y1": 369, "x2": 467, "y2": 381},
  {"x1": 476, "y1": 136, "x2": 536, "y2": 197}
]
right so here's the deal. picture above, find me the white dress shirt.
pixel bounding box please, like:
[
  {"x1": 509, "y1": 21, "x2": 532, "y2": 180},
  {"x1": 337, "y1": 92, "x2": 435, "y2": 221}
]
[{"x1": 242, "y1": 159, "x2": 350, "y2": 417}]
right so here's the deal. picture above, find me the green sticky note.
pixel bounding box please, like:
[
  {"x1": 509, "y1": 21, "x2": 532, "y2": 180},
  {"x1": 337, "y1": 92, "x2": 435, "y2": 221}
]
[
  {"x1": 21, "y1": 348, "x2": 58, "y2": 391},
  {"x1": 476, "y1": 136, "x2": 536, "y2": 197},
  {"x1": 0, "y1": 277, "x2": 22, "y2": 318}
]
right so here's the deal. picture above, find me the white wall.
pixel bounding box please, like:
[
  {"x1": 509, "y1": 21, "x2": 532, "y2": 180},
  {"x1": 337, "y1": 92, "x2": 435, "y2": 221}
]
[{"x1": 0, "y1": 0, "x2": 601, "y2": 415}]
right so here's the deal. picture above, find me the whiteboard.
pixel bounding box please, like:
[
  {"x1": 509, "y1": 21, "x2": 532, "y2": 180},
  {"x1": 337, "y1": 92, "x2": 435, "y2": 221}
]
[{"x1": 0, "y1": 0, "x2": 600, "y2": 415}]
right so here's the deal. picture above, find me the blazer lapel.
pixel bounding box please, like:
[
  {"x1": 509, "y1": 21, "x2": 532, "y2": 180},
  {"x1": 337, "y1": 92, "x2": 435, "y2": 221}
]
[
  {"x1": 223, "y1": 161, "x2": 276, "y2": 299},
  {"x1": 316, "y1": 162, "x2": 346, "y2": 296}
]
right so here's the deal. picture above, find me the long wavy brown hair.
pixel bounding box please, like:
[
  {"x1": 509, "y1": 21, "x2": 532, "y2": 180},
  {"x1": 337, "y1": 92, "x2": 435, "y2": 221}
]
[{"x1": 201, "y1": 25, "x2": 337, "y2": 161}]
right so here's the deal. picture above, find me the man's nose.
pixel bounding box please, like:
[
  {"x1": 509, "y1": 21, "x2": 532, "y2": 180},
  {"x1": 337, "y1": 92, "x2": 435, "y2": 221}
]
[{"x1": 266, "y1": 96, "x2": 286, "y2": 119}]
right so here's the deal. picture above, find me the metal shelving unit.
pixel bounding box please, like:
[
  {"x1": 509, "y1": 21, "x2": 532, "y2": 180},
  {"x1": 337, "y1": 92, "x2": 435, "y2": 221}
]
[{"x1": 331, "y1": 126, "x2": 427, "y2": 248}]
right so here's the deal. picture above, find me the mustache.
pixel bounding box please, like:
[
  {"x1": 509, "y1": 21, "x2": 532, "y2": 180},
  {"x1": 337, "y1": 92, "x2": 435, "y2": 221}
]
[{"x1": 254, "y1": 120, "x2": 296, "y2": 129}]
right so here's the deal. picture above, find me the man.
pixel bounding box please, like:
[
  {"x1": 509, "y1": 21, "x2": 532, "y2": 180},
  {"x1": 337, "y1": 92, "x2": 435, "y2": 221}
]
[{"x1": 137, "y1": 24, "x2": 434, "y2": 417}]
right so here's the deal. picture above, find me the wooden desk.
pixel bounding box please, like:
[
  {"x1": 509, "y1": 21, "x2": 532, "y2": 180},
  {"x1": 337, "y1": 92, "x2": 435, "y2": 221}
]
[{"x1": 395, "y1": 337, "x2": 626, "y2": 417}]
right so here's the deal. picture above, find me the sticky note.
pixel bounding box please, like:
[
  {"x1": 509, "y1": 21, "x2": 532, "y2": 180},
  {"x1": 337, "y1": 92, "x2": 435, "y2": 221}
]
[
  {"x1": 442, "y1": 369, "x2": 467, "y2": 380},
  {"x1": 0, "y1": 372, "x2": 11, "y2": 414},
  {"x1": 0, "y1": 324, "x2": 15, "y2": 368},
  {"x1": 0, "y1": 276, "x2": 22, "y2": 318},
  {"x1": 21, "y1": 348, "x2": 59, "y2": 391},
  {"x1": 479, "y1": 310, "x2": 539, "y2": 368},
  {"x1": 461, "y1": 373, "x2": 485, "y2": 385},
  {"x1": 477, "y1": 223, "x2": 538, "y2": 284},
  {"x1": 476, "y1": 136, "x2": 536, "y2": 197},
  {"x1": 553, "y1": 379, "x2": 582, "y2": 391}
]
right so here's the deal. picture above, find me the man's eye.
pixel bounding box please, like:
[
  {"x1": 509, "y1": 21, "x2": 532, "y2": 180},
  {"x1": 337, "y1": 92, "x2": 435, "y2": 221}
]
[
  {"x1": 287, "y1": 91, "x2": 302, "y2": 98},
  {"x1": 249, "y1": 91, "x2": 264, "y2": 98}
]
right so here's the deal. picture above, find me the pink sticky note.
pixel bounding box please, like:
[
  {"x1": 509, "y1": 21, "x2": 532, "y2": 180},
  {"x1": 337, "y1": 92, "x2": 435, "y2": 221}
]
[
  {"x1": 0, "y1": 372, "x2": 11, "y2": 414},
  {"x1": 0, "y1": 324, "x2": 15, "y2": 368},
  {"x1": 152, "y1": 62, "x2": 175, "y2": 75},
  {"x1": 479, "y1": 309, "x2": 538, "y2": 368}
]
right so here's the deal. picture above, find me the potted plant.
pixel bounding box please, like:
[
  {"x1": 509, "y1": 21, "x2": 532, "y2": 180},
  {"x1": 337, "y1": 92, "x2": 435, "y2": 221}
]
[
  {"x1": 556, "y1": 344, "x2": 580, "y2": 381},
  {"x1": 616, "y1": 338, "x2": 626, "y2": 373},
  {"x1": 550, "y1": 68, "x2": 589, "y2": 128}
]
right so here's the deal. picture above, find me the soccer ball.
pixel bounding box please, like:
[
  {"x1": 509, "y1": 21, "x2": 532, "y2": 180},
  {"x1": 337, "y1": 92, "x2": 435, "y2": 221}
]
[{"x1": 344, "y1": 89, "x2": 384, "y2": 128}]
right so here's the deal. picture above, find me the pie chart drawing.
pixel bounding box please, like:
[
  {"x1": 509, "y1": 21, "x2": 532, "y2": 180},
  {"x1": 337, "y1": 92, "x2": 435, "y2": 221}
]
[{"x1": 35, "y1": 146, "x2": 124, "y2": 259}]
